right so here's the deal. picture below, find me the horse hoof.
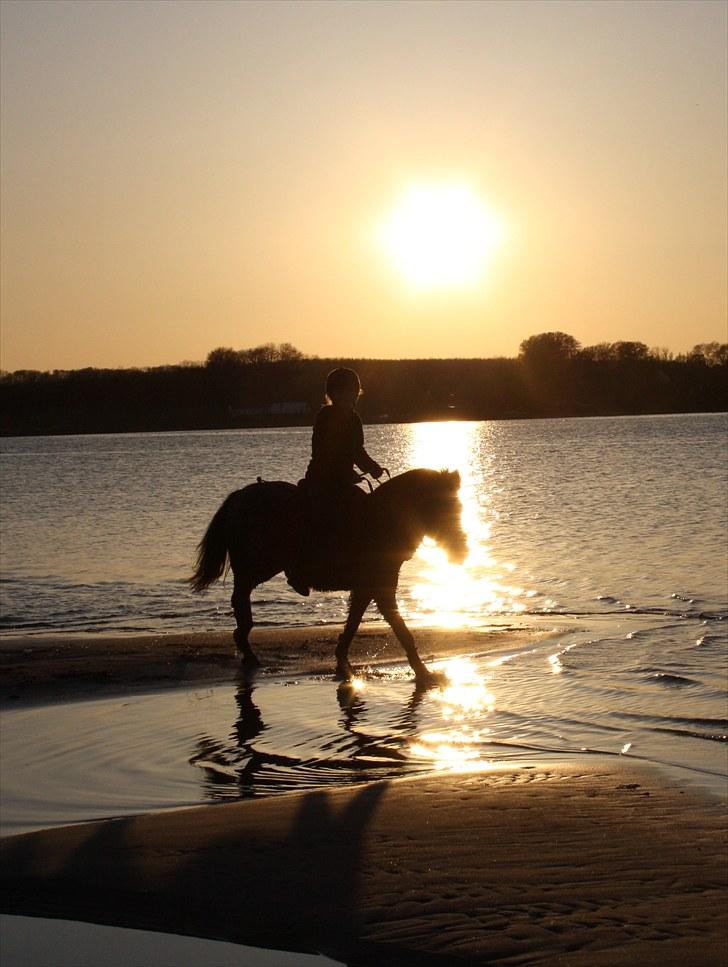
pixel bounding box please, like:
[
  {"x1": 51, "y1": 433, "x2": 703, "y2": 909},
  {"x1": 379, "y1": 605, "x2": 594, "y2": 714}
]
[
  {"x1": 414, "y1": 668, "x2": 444, "y2": 690},
  {"x1": 239, "y1": 651, "x2": 261, "y2": 669},
  {"x1": 336, "y1": 680, "x2": 358, "y2": 701},
  {"x1": 334, "y1": 663, "x2": 355, "y2": 682}
]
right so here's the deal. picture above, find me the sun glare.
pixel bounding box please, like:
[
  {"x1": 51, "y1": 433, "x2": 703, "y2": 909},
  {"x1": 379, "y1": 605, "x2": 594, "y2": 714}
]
[
  {"x1": 401, "y1": 422, "x2": 528, "y2": 628},
  {"x1": 378, "y1": 183, "x2": 503, "y2": 290}
]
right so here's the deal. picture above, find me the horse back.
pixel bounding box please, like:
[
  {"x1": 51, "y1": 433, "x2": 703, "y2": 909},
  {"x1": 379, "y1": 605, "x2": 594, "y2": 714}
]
[
  {"x1": 224, "y1": 480, "x2": 302, "y2": 568},
  {"x1": 231, "y1": 479, "x2": 302, "y2": 525}
]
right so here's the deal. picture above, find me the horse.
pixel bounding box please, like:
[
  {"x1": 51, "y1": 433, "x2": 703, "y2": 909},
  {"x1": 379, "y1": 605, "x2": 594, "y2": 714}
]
[{"x1": 190, "y1": 468, "x2": 467, "y2": 687}]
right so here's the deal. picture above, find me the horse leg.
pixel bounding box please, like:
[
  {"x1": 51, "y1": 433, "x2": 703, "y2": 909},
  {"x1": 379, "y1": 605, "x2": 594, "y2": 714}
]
[
  {"x1": 335, "y1": 588, "x2": 372, "y2": 681},
  {"x1": 231, "y1": 579, "x2": 260, "y2": 668},
  {"x1": 374, "y1": 588, "x2": 438, "y2": 688}
]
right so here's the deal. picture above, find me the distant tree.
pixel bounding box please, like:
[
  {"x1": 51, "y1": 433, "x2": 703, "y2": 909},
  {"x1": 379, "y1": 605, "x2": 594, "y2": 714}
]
[
  {"x1": 580, "y1": 342, "x2": 615, "y2": 362},
  {"x1": 4, "y1": 369, "x2": 44, "y2": 382},
  {"x1": 206, "y1": 347, "x2": 243, "y2": 369},
  {"x1": 689, "y1": 343, "x2": 728, "y2": 366},
  {"x1": 240, "y1": 344, "x2": 276, "y2": 364},
  {"x1": 582, "y1": 342, "x2": 670, "y2": 363},
  {"x1": 612, "y1": 341, "x2": 649, "y2": 362},
  {"x1": 519, "y1": 332, "x2": 580, "y2": 366},
  {"x1": 276, "y1": 342, "x2": 305, "y2": 362},
  {"x1": 240, "y1": 342, "x2": 304, "y2": 364},
  {"x1": 649, "y1": 347, "x2": 674, "y2": 362},
  {"x1": 204, "y1": 347, "x2": 245, "y2": 410}
]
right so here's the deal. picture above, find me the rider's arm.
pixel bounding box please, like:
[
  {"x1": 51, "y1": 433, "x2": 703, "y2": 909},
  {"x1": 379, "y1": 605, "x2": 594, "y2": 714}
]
[{"x1": 352, "y1": 413, "x2": 384, "y2": 478}]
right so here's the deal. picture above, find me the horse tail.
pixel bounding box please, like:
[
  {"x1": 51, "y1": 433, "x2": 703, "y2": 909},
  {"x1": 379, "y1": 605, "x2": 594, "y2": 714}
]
[{"x1": 189, "y1": 493, "x2": 235, "y2": 592}]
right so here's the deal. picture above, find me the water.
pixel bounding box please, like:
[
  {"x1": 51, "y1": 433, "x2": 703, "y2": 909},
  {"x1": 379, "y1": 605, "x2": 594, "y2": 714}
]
[
  {"x1": 2, "y1": 415, "x2": 726, "y2": 633},
  {"x1": 1, "y1": 414, "x2": 726, "y2": 832}
]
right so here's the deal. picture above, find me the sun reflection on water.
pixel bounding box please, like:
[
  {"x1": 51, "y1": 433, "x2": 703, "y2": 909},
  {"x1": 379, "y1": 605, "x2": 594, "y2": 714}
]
[
  {"x1": 402, "y1": 422, "x2": 529, "y2": 628},
  {"x1": 410, "y1": 657, "x2": 496, "y2": 772},
  {"x1": 437, "y1": 656, "x2": 495, "y2": 719}
]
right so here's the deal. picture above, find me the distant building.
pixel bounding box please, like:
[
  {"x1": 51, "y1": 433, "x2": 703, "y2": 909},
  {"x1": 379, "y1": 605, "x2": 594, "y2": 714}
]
[
  {"x1": 232, "y1": 401, "x2": 308, "y2": 418},
  {"x1": 269, "y1": 401, "x2": 308, "y2": 415}
]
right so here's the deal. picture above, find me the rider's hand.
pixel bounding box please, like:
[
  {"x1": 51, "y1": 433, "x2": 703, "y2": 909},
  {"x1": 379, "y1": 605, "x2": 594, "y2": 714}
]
[{"x1": 372, "y1": 465, "x2": 389, "y2": 479}]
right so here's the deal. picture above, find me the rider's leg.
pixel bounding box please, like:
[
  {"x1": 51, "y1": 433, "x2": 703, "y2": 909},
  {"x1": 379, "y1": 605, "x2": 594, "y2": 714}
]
[
  {"x1": 285, "y1": 489, "x2": 312, "y2": 596},
  {"x1": 335, "y1": 588, "x2": 373, "y2": 680},
  {"x1": 285, "y1": 557, "x2": 311, "y2": 596}
]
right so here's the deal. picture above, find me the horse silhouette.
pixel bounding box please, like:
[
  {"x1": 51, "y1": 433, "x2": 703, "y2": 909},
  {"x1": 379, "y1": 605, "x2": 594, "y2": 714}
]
[{"x1": 190, "y1": 468, "x2": 467, "y2": 687}]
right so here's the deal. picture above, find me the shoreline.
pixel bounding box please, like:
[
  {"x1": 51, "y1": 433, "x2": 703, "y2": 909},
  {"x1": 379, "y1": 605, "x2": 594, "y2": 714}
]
[
  {"x1": 0, "y1": 623, "x2": 549, "y2": 708},
  {"x1": 2, "y1": 762, "x2": 726, "y2": 965},
  {"x1": 2, "y1": 404, "x2": 726, "y2": 441}
]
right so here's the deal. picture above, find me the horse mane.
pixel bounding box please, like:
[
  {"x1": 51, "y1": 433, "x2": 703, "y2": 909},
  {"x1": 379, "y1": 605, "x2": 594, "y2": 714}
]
[{"x1": 368, "y1": 468, "x2": 459, "y2": 506}]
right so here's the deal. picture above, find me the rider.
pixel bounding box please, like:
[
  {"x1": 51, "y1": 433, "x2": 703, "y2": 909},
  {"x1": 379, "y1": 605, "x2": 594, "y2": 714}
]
[{"x1": 286, "y1": 367, "x2": 387, "y2": 595}]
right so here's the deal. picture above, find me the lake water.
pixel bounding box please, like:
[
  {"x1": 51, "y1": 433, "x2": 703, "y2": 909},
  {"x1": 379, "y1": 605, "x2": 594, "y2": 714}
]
[
  {"x1": 1, "y1": 414, "x2": 726, "y2": 832},
  {"x1": 2, "y1": 414, "x2": 726, "y2": 635}
]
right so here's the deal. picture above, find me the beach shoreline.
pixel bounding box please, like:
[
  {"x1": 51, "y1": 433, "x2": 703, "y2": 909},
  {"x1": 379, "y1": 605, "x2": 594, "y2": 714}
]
[{"x1": 0, "y1": 623, "x2": 551, "y2": 708}]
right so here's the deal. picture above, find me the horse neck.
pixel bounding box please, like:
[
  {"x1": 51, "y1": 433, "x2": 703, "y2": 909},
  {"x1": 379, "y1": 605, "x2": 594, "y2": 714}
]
[{"x1": 370, "y1": 472, "x2": 429, "y2": 552}]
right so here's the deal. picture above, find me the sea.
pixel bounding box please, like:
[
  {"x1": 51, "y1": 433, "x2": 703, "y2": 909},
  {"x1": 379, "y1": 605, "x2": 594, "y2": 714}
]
[{"x1": 1, "y1": 413, "x2": 726, "y2": 834}]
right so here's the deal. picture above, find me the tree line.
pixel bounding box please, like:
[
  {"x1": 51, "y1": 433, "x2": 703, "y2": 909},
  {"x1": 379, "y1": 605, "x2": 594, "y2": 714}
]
[{"x1": 1, "y1": 333, "x2": 725, "y2": 436}]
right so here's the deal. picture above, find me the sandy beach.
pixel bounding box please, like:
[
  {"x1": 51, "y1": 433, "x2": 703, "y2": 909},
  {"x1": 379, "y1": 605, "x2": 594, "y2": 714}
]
[
  {"x1": 1, "y1": 625, "x2": 727, "y2": 964},
  {"x1": 1, "y1": 762, "x2": 725, "y2": 965}
]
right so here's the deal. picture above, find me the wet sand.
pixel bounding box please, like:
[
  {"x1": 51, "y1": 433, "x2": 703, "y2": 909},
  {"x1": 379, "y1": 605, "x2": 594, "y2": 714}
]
[
  {"x1": 1, "y1": 764, "x2": 725, "y2": 966},
  {"x1": 1, "y1": 625, "x2": 727, "y2": 964},
  {"x1": 0, "y1": 624, "x2": 542, "y2": 706}
]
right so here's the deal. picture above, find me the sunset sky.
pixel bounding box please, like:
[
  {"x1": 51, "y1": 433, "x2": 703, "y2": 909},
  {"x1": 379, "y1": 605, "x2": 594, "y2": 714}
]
[{"x1": 1, "y1": 0, "x2": 726, "y2": 371}]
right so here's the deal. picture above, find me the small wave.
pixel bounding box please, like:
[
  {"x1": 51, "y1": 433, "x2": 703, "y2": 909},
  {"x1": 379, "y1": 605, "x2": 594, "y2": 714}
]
[
  {"x1": 521, "y1": 605, "x2": 727, "y2": 622},
  {"x1": 653, "y1": 726, "x2": 727, "y2": 744},
  {"x1": 642, "y1": 672, "x2": 699, "y2": 688},
  {"x1": 696, "y1": 633, "x2": 727, "y2": 648},
  {"x1": 626, "y1": 606, "x2": 727, "y2": 621},
  {"x1": 619, "y1": 712, "x2": 728, "y2": 729},
  {"x1": 0, "y1": 618, "x2": 53, "y2": 631},
  {"x1": 671, "y1": 592, "x2": 705, "y2": 606}
]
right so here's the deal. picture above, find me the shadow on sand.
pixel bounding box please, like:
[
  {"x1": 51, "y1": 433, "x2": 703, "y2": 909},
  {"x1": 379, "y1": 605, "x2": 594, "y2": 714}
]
[{"x1": 2, "y1": 767, "x2": 468, "y2": 965}]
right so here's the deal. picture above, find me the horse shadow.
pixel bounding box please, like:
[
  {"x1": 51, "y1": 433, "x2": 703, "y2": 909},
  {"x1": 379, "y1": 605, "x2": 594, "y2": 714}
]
[{"x1": 0, "y1": 771, "x2": 391, "y2": 962}]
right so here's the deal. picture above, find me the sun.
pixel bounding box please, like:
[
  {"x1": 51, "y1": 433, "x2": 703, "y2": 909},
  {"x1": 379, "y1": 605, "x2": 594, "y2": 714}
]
[{"x1": 378, "y1": 183, "x2": 504, "y2": 290}]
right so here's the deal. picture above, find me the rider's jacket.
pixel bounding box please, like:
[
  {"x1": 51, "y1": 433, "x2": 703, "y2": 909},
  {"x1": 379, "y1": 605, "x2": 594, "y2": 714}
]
[{"x1": 304, "y1": 404, "x2": 382, "y2": 494}]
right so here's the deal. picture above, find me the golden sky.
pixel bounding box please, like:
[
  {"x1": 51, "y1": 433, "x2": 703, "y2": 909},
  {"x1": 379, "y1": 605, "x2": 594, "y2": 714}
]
[{"x1": 1, "y1": 0, "x2": 726, "y2": 371}]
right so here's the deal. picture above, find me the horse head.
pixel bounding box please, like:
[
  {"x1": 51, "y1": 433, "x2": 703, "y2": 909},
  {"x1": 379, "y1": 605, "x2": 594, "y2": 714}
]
[{"x1": 421, "y1": 469, "x2": 468, "y2": 565}]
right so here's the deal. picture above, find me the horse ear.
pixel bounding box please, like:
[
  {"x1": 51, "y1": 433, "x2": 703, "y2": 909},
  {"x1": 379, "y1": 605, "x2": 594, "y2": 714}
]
[{"x1": 447, "y1": 470, "x2": 461, "y2": 489}]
